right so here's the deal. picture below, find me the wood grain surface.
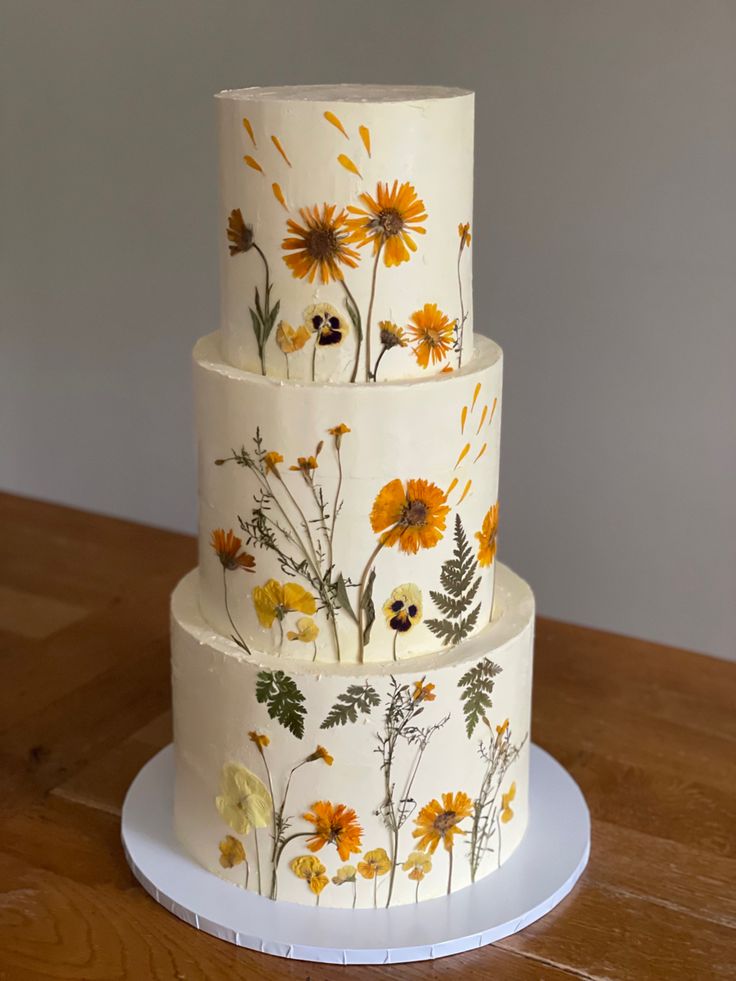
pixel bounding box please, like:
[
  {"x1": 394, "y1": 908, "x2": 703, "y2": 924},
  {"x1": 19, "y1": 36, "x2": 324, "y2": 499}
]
[{"x1": 0, "y1": 491, "x2": 734, "y2": 980}]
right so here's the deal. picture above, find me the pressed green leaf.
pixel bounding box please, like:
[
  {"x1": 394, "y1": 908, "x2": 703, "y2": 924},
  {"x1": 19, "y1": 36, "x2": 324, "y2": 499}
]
[
  {"x1": 255, "y1": 670, "x2": 307, "y2": 739},
  {"x1": 249, "y1": 307, "x2": 262, "y2": 345},
  {"x1": 361, "y1": 567, "x2": 376, "y2": 645},
  {"x1": 335, "y1": 573, "x2": 358, "y2": 623},
  {"x1": 426, "y1": 514, "x2": 481, "y2": 646},
  {"x1": 320, "y1": 683, "x2": 381, "y2": 729},
  {"x1": 457, "y1": 658, "x2": 502, "y2": 738}
]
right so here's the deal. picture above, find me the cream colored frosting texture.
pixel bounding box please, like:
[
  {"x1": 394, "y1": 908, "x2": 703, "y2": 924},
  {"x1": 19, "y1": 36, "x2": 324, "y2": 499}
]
[
  {"x1": 217, "y1": 86, "x2": 475, "y2": 383},
  {"x1": 172, "y1": 564, "x2": 534, "y2": 910},
  {"x1": 196, "y1": 332, "x2": 502, "y2": 664}
]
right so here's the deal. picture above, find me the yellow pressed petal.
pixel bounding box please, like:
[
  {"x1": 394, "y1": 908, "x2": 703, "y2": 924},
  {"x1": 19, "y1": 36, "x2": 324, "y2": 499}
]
[
  {"x1": 461, "y1": 405, "x2": 468, "y2": 434},
  {"x1": 473, "y1": 443, "x2": 487, "y2": 463},
  {"x1": 243, "y1": 155, "x2": 264, "y2": 175},
  {"x1": 271, "y1": 134, "x2": 292, "y2": 167},
  {"x1": 242, "y1": 117, "x2": 256, "y2": 146},
  {"x1": 471, "y1": 382, "x2": 482, "y2": 411},
  {"x1": 359, "y1": 124, "x2": 371, "y2": 156},
  {"x1": 272, "y1": 182, "x2": 287, "y2": 210},
  {"x1": 446, "y1": 477, "x2": 459, "y2": 497},
  {"x1": 457, "y1": 479, "x2": 472, "y2": 505},
  {"x1": 454, "y1": 443, "x2": 471, "y2": 470},
  {"x1": 476, "y1": 405, "x2": 488, "y2": 433},
  {"x1": 324, "y1": 110, "x2": 349, "y2": 138},
  {"x1": 489, "y1": 396, "x2": 498, "y2": 426},
  {"x1": 337, "y1": 153, "x2": 362, "y2": 178}
]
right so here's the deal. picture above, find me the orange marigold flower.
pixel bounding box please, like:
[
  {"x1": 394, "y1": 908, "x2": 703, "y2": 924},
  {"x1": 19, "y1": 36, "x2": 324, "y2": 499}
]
[
  {"x1": 412, "y1": 792, "x2": 474, "y2": 854},
  {"x1": 346, "y1": 180, "x2": 427, "y2": 267},
  {"x1": 458, "y1": 222, "x2": 472, "y2": 247},
  {"x1": 412, "y1": 679, "x2": 436, "y2": 702},
  {"x1": 248, "y1": 731, "x2": 270, "y2": 750},
  {"x1": 328, "y1": 423, "x2": 351, "y2": 437},
  {"x1": 226, "y1": 208, "x2": 254, "y2": 255},
  {"x1": 475, "y1": 503, "x2": 499, "y2": 567},
  {"x1": 501, "y1": 782, "x2": 516, "y2": 824},
  {"x1": 263, "y1": 451, "x2": 284, "y2": 474},
  {"x1": 210, "y1": 528, "x2": 256, "y2": 572},
  {"x1": 496, "y1": 718, "x2": 509, "y2": 737},
  {"x1": 289, "y1": 455, "x2": 319, "y2": 477},
  {"x1": 281, "y1": 203, "x2": 359, "y2": 284},
  {"x1": 407, "y1": 303, "x2": 456, "y2": 369},
  {"x1": 303, "y1": 801, "x2": 363, "y2": 861},
  {"x1": 307, "y1": 745, "x2": 334, "y2": 766},
  {"x1": 370, "y1": 478, "x2": 450, "y2": 554}
]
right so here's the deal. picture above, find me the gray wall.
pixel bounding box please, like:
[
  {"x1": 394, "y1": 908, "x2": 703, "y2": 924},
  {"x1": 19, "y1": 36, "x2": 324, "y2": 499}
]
[{"x1": 2, "y1": 0, "x2": 735, "y2": 659}]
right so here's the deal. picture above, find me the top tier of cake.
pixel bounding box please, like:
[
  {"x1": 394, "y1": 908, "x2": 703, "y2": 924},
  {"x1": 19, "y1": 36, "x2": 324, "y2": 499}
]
[{"x1": 217, "y1": 85, "x2": 474, "y2": 383}]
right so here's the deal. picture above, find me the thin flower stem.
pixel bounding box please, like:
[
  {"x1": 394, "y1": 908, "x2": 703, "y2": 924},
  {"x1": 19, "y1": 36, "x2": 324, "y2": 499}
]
[
  {"x1": 254, "y1": 827, "x2": 262, "y2": 894},
  {"x1": 341, "y1": 279, "x2": 363, "y2": 384},
  {"x1": 497, "y1": 813, "x2": 502, "y2": 869},
  {"x1": 357, "y1": 538, "x2": 385, "y2": 662},
  {"x1": 447, "y1": 848, "x2": 454, "y2": 896},
  {"x1": 415, "y1": 878, "x2": 420, "y2": 904},
  {"x1": 392, "y1": 630, "x2": 398, "y2": 662},
  {"x1": 352, "y1": 881, "x2": 357, "y2": 909},
  {"x1": 373, "y1": 875, "x2": 378, "y2": 909},
  {"x1": 316, "y1": 891, "x2": 321, "y2": 907},
  {"x1": 284, "y1": 352, "x2": 290, "y2": 380},
  {"x1": 456, "y1": 236, "x2": 468, "y2": 369},
  {"x1": 245, "y1": 857, "x2": 250, "y2": 890},
  {"x1": 364, "y1": 244, "x2": 383, "y2": 382},
  {"x1": 311, "y1": 336, "x2": 318, "y2": 381},
  {"x1": 372, "y1": 344, "x2": 388, "y2": 382},
  {"x1": 275, "y1": 474, "x2": 323, "y2": 576},
  {"x1": 222, "y1": 567, "x2": 251, "y2": 653},
  {"x1": 312, "y1": 641, "x2": 317, "y2": 661},
  {"x1": 328, "y1": 443, "x2": 343, "y2": 570},
  {"x1": 308, "y1": 478, "x2": 332, "y2": 571}
]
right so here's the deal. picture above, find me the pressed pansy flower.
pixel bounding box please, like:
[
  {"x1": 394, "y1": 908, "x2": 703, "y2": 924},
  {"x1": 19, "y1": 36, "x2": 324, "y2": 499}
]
[
  {"x1": 412, "y1": 679, "x2": 436, "y2": 703},
  {"x1": 226, "y1": 208, "x2": 254, "y2": 255},
  {"x1": 215, "y1": 762, "x2": 273, "y2": 835},
  {"x1": 407, "y1": 303, "x2": 456, "y2": 369},
  {"x1": 252, "y1": 579, "x2": 317, "y2": 629},
  {"x1": 332, "y1": 864, "x2": 357, "y2": 885},
  {"x1": 210, "y1": 529, "x2": 256, "y2": 572},
  {"x1": 282, "y1": 204, "x2": 359, "y2": 284},
  {"x1": 303, "y1": 302, "x2": 349, "y2": 347},
  {"x1": 402, "y1": 850, "x2": 432, "y2": 881},
  {"x1": 287, "y1": 616, "x2": 319, "y2": 643},
  {"x1": 475, "y1": 503, "x2": 499, "y2": 567},
  {"x1": 383, "y1": 583, "x2": 422, "y2": 633},
  {"x1": 379, "y1": 321, "x2": 407, "y2": 350},
  {"x1": 413, "y1": 792, "x2": 473, "y2": 853},
  {"x1": 248, "y1": 731, "x2": 270, "y2": 750},
  {"x1": 346, "y1": 181, "x2": 427, "y2": 267},
  {"x1": 501, "y1": 782, "x2": 516, "y2": 824},
  {"x1": 218, "y1": 834, "x2": 246, "y2": 869},
  {"x1": 303, "y1": 800, "x2": 363, "y2": 861},
  {"x1": 370, "y1": 478, "x2": 450, "y2": 553},
  {"x1": 276, "y1": 321, "x2": 311, "y2": 354},
  {"x1": 306, "y1": 744, "x2": 334, "y2": 766},
  {"x1": 290, "y1": 855, "x2": 329, "y2": 896},
  {"x1": 263, "y1": 450, "x2": 284, "y2": 474},
  {"x1": 357, "y1": 847, "x2": 391, "y2": 879}
]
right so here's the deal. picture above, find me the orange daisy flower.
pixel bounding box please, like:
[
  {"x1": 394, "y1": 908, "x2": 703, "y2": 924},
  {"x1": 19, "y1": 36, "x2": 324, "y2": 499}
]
[
  {"x1": 370, "y1": 478, "x2": 450, "y2": 553},
  {"x1": 303, "y1": 801, "x2": 363, "y2": 861},
  {"x1": 407, "y1": 303, "x2": 456, "y2": 369},
  {"x1": 226, "y1": 208, "x2": 254, "y2": 255},
  {"x1": 475, "y1": 503, "x2": 499, "y2": 567},
  {"x1": 281, "y1": 204, "x2": 359, "y2": 284},
  {"x1": 412, "y1": 792, "x2": 474, "y2": 854},
  {"x1": 346, "y1": 180, "x2": 427, "y2": 267},
  {"x1": 210, "y1": 529, "x2": 256, "y2": 572}
]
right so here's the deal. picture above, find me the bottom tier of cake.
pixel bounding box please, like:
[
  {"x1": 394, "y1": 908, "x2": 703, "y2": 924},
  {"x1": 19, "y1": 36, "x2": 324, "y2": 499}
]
[{"x1": 171, "y1": 564, "x2": 534, "y2": 909}]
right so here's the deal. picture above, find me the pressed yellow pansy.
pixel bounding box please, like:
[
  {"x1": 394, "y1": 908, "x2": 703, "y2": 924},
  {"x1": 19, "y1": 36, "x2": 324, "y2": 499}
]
[
  {"x1": 290, "y1": 855, "x2": 329, "y2": 895},
  {"x1": 252, "y1": 579, "x2": 316, "y2": 628},
  {"x1": 215, "y1": 762, "x2": 272, "y2": 835},
  {"x1": 383, "y1": 583, "x2": 422, "y2": 633},
  {"x1": 287, "y1": 616, "x2": 320, "y2": 643},
  {"x1": 276, "y1": 321, "x2": 311, "y2": 354},
  {"x1": 218, "y1": 834, "x2": 246, "y2": 869},
  {"x1": 332, "y1": 864, "x2": 357, "y2": 885},
  {"x1": 357, "y1": 847, "x2": 392, "y2": 879},
  {"x1": 501, "y1": 782, "x2": 516, "y2": 824},
  {"x1": 402, "y1": 850, "x2": 432, "y2": 881}
]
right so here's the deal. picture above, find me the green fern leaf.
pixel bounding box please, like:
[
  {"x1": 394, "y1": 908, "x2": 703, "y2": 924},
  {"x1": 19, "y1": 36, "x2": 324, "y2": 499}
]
[
  {"x1": 426, "y1": 515, "x2": 482, "y2": 645},
  {"x1": 255, "y1": 670, "x2": 307, "y2": 739},
  {"x1": 457, "y1": 658, "x2": 503, "y2": 738},
  {"x1": 320, "y1": 683, "x2": 381, "y2": 729}
]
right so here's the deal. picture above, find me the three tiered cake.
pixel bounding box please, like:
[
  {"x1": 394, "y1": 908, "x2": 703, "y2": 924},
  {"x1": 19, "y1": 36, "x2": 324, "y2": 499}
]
[{"x1": 172, "y1": 85, "x2": 534, "y2": 909}]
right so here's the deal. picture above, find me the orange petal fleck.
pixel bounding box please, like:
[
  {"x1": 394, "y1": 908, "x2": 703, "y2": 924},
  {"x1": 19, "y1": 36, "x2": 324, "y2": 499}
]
[
  {"x1": 461, "y1": 405, "x2": 468, "y2": 434},
  {"x1": 324, "y1": 111, "x2": 349, "y2": 139},
  {"x1": 359, "y1": 125, "x2": 371, "y2": 156},
  {"x1": 338, "y1": 154, "x2": 361, "y2": 177},
  {"x1": 243, "y1": 155, "x2": 264, "y2": 175},
  {"x1": 454, "y1": 443, "x2": 471, "y2": 470},
  {"x1": 242, "y1": 117, "x2": 257, "y2": 146},
  {"x1": 471, "y1": 382, "x2": 482, "y2": 412},
  {"x1": 272, "y1": 182, "x2": 287, "y2": 210},
  {"x1": 271, "y1": 135, "x2": 292, "y2": 167},
  {"x1": 457, "y1": 479, "x2": 473, "y2": 505},
  {"x1": 473, "y1": 443, "x2": 487, "y2": 463},
  {"x1": 446, "y1": 477, "x2": 459, "y2": 497},
  {"x1": 489, "y1": 396, "x2": 498, "y2": 426},
  {"x1": 476, "y1": 404, "x2": 488, "y2": 434}
]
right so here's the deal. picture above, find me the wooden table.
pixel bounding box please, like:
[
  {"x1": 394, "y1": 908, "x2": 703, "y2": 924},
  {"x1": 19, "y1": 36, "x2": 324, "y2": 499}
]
[{"x1": 0, "y1": 491, "x2": 734, "y2": 980}]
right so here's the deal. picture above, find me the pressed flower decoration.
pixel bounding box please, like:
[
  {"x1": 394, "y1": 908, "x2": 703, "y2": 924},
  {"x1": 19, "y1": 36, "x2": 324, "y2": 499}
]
[
  {"x1": 475, "y1": 503, "x2": 499, "y2": 568},
  {"x1": 501, "y1": 782, "x2": 516, "y2": 824},
  {"x1": 407, "y1": 303, "x2": 456, "y2": 369},
  {"x1": 456, "y1": 222, "x2": 471, "y2": 366},
  {"x1": 332, "y1": 864, "x2": 358, "y2": 907},
  {"x1": 413, "y1": 791, "x2": 474, "y2": 894},
  {"x1": 402, "y1": 850, "x2": 432, "y2": 902},
  {"x1": 357, "y1": 847, "x2": 392, "y2": 907},
  {"x1": 370, "y1": 478, "x2": 450, "y2": 554},
  {"x1": 372, "y1": 320, "x2": 407, "y2": 380},
  {"x1": 287, "y1": 616, "x2": 320, "y2": 659},
  {"x1": 303, "y1": 800, "x2": 363, "y2": 861},
  {"x1": 210, "y1": 529, "x2": 255, "y2": 654},
  {"x1": 215, "y1": 762, "x2": 273, "y2": 895},
  {"x1": 282, "y1": 204, "x2": 359, "y2": 284},
  {"x1": 383, "y1": 583, "x2": 423, "y2": 660},
  {"x1": 252, "y1": 579, "x2": 317, "y2": 646},
  {"x1": 218, "y1": 835, "x2": 246, "y2": 869},
  {"x1": 276, "y1": 321, "x2": 310, "y2": 378},
  {"x1": 290, "y1": 855, "x2": 329, "y2": 902}
]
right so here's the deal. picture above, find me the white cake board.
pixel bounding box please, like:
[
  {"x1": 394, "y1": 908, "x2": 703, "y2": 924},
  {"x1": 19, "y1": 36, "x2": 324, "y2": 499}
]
[{"x1": 121, "y1": 744, "x2": 589, "y2": 965}]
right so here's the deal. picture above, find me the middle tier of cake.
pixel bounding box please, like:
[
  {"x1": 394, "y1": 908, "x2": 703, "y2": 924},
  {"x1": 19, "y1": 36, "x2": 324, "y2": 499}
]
[{"x1": 196, "y1": 331, "x2": 502, "y2": 664}]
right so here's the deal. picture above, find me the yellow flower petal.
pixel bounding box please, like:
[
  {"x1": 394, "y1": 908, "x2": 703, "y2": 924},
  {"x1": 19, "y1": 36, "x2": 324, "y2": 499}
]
[
  {"x1": 359, "y1": 124, "x2": 371, "y2": 156},
  {"x1": 272, "y1": 182, "x2": 288, "y2": 210},
  {"x1": 454, "y1": 443, "x2": 471, "y2": 470},
  {"x1": 337, "y1": 153, "x2": 361, "y2": 178},
  {"x1": 242, "y1": 117, "x2": 256, "y2": 146},
  {"x1": 243, "y1": 155, "x2": 264, "y2": 175},
  {"x1": 271, "y1": 134, "x2": 292, "y2": 167},
  {"x1": 324, "y1": 110, "x2": 348, "y2": 138}
]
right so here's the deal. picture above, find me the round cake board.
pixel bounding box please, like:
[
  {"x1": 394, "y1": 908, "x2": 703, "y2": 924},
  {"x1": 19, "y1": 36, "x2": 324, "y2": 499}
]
[{"x1": 121, "y1": 744, "x2": 589, "y2": 965}]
